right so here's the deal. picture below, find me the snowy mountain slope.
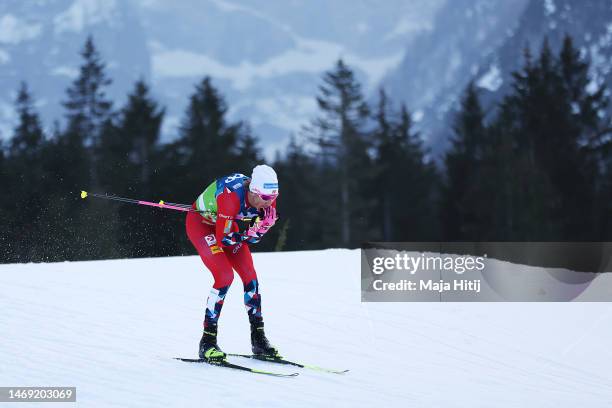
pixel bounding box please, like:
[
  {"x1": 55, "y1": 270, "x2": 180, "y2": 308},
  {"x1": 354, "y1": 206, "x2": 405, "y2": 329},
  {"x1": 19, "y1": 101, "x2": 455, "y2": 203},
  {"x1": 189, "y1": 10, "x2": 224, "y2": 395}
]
[
  {"x1": 136, "y1": 0, "x2": 444, "y2": 155},
  {"x1": 1, "y1": 249, "x2": 612, "y2": 407},
  {"x1": 382, "y1": 0, "x2": 529, "y2": 156},
  {"x1": 0, "y1": 0, "x2": 150, "y2": 139},
  {"x1": 385, "y1": 0, "x2": 612, "y2": 156},
  {"x1": 0, "y1": 0, "x2": 444, "y2": 157},
  {"x1": 471, "y1": 0, "x2": 612, "y2": 112}
]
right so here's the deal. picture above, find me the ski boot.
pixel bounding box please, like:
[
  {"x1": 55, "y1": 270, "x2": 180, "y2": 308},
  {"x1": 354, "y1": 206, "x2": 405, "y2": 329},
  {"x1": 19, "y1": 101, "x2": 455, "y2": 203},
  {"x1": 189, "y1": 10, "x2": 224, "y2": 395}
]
[
  {"x1": 250, "y1": 319, "x2": 281, "y2": 358},
  {"x1": 199, "y1": 324, "x2": 226, "y2": 362}
]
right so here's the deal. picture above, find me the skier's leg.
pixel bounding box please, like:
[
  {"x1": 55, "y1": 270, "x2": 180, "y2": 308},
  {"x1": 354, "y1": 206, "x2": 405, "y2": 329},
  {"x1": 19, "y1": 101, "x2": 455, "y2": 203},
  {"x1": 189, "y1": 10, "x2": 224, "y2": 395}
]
[
  {"x1": 227, "y1": 243, "x2": 279, "y2": 357},
  {"x1": 226, "y1": 242, "x2": 260, "y2": 319},
  {"x1": 186, "y1": 212, "x2": 234, "y2": 360}
]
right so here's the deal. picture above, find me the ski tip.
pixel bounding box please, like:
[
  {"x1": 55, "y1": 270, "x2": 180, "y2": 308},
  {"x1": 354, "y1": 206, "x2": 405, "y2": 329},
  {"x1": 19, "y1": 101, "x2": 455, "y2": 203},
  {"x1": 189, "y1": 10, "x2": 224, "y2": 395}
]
[
  {"x1": 306, "y1": 365, "x2": 350, "y2": 374},
  {"x1": 252, "y1": 369, "x2": 299, "y2": 377},
  {"x1": 306, "y1": 367, "x2": 350, "y2": 374},
  {"x1": 174, "y1": 357, "x2": 206, "y2": 363},
  {"x1": 229, "y1": 353, "x2": 349, "y2": 374}
]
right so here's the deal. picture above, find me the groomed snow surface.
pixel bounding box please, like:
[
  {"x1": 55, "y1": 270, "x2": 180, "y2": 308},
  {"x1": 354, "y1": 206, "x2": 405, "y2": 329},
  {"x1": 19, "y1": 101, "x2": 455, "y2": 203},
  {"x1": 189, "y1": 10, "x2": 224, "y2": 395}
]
[{"x1": 1, "y1": 249, "x2": 611, "y2": 407}]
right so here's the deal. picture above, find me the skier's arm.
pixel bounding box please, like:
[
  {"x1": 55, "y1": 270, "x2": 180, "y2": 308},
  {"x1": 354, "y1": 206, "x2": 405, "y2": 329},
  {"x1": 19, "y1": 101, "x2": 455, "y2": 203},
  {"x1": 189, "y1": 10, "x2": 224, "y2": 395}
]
[
  {"x1": 215, "y1": 191, "x2": 241, "y2": 247},
  {"x1": 215, "y1": 190, "x2": 262, "y2": 247}
]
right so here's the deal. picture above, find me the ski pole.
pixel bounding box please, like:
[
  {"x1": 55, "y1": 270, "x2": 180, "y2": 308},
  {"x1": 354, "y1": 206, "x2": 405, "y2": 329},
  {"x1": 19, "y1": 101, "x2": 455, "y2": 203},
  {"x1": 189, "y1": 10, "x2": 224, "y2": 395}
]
[
  {"x1": 79, "y1": 190, "x2": 259, "y2": 221},
  {"x1": 80, "y1": 190, "x2": 198, "y2": 213}
]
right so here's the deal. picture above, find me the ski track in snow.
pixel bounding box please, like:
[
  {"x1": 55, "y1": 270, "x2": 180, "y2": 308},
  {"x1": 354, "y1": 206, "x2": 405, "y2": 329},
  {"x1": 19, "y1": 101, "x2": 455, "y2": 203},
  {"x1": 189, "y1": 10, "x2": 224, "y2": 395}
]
[{"x1": 1, "y1": 249, "x2": 611, "y2": 407}]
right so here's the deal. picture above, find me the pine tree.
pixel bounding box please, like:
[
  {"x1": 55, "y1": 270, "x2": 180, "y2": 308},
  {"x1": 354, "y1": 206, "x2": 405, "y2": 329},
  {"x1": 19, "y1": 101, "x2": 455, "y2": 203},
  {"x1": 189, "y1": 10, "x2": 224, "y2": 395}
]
[
  {"x1": 101, "y1": 80, "x2": 164, "y2": 193},
  {"x1": 495, "y1": 45, "x2": 552, "y2": 239},
  {"x1": 484, "y1": 100, "x2": 519, "y2": 240},
  {"x1": 394, "y1": 103, "x2": 440, "y2": 241},
  {"x1": 558, "y1": 35, "x2": 609, "y2": 240},
  {"x1": 61, "y1": 36, "x2": 117, "y2": 260},
  {"x1": 4, "y1": 83, "x2": 49, "y2": 261},
  {"x1": 10, "y1": 82, "x2": 45, "y2": 158},
  {"x1": 372, "y1": 90, "x2": 439, "y2": 241},
  {"x1": 506, "y1": 37, "x2": 605, "y2": 239},
  {"x1": 372, "y1": 89, "x2": 395, "y2": 240},
  {"x1": 170, "y1": 77, "x2": 244, "y2": 202},
  {"x1": 308, "y1": 59, "x2": 372, "y2": 247},
  {"x1": 442, "y1": 82, "x2": 488, "y2": 240},
  {"x1": 109, "y1": 79, "x2": 165, "y2": 258},
  {"x1": 271, "y1": 137, "x2": 321, "y2": 250},
  {"x1": 63, "y1": 35, "x2": 114, "y2": 189}
]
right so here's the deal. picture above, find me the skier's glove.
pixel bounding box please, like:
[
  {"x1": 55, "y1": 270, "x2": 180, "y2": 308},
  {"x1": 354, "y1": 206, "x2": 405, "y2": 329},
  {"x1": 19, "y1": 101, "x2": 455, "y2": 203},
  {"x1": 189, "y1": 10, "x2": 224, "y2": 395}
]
[
  {"x1": 249, "y1": 207, "x2": 277, "y2": 236},
  {"x1": 260, "y1": 206, "x2": 277, "y2": 231},
  {"x1": 245, "y1": 207, "x2": 277, "y2": 241}
]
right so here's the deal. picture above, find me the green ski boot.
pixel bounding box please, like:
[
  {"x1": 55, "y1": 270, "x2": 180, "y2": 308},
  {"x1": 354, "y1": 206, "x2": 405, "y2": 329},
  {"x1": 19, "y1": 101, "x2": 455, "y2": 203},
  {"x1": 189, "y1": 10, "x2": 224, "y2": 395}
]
[{"x1": 199, "y1": 324, "x2": 226, "y2": 362}]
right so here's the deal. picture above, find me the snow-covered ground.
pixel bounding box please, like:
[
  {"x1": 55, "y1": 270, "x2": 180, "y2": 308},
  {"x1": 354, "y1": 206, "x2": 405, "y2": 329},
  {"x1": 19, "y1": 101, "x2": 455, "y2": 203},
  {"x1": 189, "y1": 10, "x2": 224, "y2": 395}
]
[{"x1": 1, "y1": 249, "x2": 612, "y2": 407}]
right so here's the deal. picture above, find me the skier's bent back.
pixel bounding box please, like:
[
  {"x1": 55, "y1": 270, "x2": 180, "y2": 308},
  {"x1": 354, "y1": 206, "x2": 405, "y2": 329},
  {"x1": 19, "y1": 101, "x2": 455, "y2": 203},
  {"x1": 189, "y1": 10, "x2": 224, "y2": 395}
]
[{"x1": 185, "y1": 164, "x2": 280, "y2": 362}]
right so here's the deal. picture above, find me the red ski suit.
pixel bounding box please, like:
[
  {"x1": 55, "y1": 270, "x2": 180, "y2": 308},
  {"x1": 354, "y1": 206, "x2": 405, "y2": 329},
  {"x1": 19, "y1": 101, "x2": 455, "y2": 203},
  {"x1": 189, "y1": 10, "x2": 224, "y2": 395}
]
[{"x1": 185, "y1": 185, "x2": 276, "y2": 289}]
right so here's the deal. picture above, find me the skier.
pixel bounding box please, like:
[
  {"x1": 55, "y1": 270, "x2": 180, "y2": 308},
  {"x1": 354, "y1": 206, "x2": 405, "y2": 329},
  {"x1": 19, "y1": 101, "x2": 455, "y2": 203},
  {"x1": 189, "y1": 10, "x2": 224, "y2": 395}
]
[{"x1": 186, "y1": 164, "x2": 280, "y2": 362}]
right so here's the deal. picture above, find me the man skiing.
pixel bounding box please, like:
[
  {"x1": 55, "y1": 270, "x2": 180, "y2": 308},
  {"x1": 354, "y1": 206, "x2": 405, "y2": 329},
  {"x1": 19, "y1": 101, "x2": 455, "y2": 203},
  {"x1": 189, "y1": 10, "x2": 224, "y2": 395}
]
[{"x1": 185, "y1": 164, "x2": 280, "y2": 363}]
